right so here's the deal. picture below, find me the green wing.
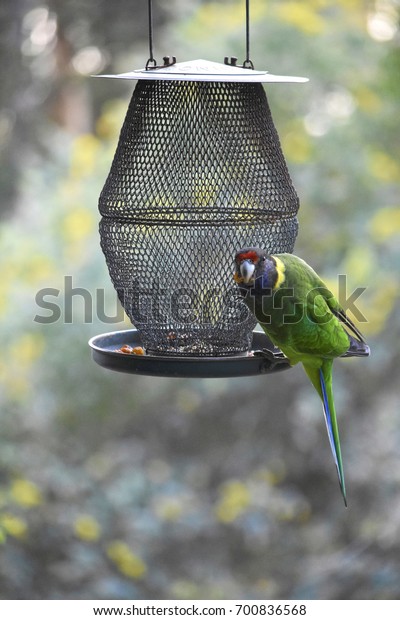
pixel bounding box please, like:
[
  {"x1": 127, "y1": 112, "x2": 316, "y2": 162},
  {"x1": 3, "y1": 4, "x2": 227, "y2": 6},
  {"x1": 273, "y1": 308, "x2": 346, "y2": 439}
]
[
  {"x1": 318, "y1": 288, "x2": 366, "y2": 343},
  {"x1": 277, "y1": 253, "x2": 366, "y2": 340},
  {"x1": 273, "y1": 254, "x2": 354, "y2": 360}
]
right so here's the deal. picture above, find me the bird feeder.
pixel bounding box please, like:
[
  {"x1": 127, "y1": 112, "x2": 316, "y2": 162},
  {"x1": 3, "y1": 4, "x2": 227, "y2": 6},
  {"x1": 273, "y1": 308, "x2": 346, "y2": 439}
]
[{"x1": 89, "y1": 2, "x2": 308, "y2": 378}]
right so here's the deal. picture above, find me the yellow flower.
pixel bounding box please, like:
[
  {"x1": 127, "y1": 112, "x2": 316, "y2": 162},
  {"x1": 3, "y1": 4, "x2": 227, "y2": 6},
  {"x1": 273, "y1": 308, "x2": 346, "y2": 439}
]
[
  {"x1": 364, "y1": 278, "x2": 398, "y2": 335},
  {"x1": 170, "y1": 580, "x2": 199, "y2": 600},
  {"x1": 215, "y1": 480, "x2": 251, "y2": 523},
  {"x1": 353, "y1": 86, "x2": 382, "y2": 114},
  {"x1": 369, "y1": 207, "x2": 400, "y2": 242},
  {"x1": 62, "y1": 206, "x2": 95, "y2": 244},
  {"x1": 153, "y1": 496, "x2": 184, "y2": 522},
  {"x1": 344, "y1": 245, "x2": 374, "y2": 283},
  {"x1": 74, "y1": 515, "x2": 101, "y2": 542},
  {"x1": 254, "y1": 465, "x2": 286, "y2": 486},
  {"x1": 70, "y1": 133, "x2": 101, "y2": 178},
  {"x1": 275, "y1": 2, "x2": 327, "y2": 35},
  {"x1": 282, "y1": 125, "x2": 313, "y2": 164},
  {"x1": 1, "y1": 513, "x2": 28, "y2": 539},
  {"x1": 368, "y1": 151, "x2": 400, "y2": 182},
  {"x1": 10, "y1": 479, "x2": 43, "y2": 508},
  {"x1": 188, "y1": 2, "x2": 246, "y2": 35},
  {"x1": 106, "y1": 541, "x2": 147, "y2": 579},
  {"x1": 96, "y1": 100, "x2": 127, "y2": 140}
]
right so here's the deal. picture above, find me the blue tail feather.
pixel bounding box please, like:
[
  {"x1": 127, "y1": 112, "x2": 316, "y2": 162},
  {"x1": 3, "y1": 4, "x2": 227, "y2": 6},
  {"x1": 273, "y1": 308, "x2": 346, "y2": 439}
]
[
  {"x1": 319, "y1": 368, "x2": 347, "y2": 507},
  {"x1": 319, "y1": 369, "x2": 338, "y2": 469}
]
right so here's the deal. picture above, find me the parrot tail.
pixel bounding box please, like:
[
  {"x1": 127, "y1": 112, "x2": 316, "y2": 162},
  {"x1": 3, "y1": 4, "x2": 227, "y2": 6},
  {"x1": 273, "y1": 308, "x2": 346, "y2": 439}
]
[{"x1": 303, "y1": 361, "x2": 347, "y2": 507}]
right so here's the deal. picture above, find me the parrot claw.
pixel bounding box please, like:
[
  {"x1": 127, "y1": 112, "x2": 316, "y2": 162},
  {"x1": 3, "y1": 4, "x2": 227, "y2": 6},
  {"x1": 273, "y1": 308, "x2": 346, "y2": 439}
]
[
  {"x1": 253, "y1": 348, "x2": 289, "y2": 368},
  {"x1": 341, "y1": 336, "x2": 370, "y2": 358}
]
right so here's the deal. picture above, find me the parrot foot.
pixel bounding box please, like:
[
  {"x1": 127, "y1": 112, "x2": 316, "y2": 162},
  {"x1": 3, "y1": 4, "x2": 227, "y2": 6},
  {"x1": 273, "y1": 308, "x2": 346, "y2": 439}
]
[{"x1": 253, "y1": 348, "x2": 289, "y2": 369}]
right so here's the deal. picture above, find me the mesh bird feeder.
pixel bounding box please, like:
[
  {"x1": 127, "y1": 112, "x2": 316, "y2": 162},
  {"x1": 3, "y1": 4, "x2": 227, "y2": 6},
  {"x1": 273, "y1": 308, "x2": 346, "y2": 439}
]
[{"x1": 90, "y1": 3, "x2": 308, "y2": 377}]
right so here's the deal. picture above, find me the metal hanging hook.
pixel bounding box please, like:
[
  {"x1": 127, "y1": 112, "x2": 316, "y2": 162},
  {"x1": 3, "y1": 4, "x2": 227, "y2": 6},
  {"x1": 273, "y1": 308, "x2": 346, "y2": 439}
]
[
  {"x1": 145, "y1": 0, "x2": 253, "y2": 71},
  {"x1": 224, "y1": 0, "x2": 254, "y2": 69},
  {"x1": 244, "y1": 0, "x2": 254, "y2": 68},
  {"x1": 145, "y1": 0, "x2": 156, "y2": 69},
  {"x1": 146, "y1": 0, "x2": 254, "y2": 71},
  {"x1": 145, "y1": 0, "x2": 177, "y2": 70}
]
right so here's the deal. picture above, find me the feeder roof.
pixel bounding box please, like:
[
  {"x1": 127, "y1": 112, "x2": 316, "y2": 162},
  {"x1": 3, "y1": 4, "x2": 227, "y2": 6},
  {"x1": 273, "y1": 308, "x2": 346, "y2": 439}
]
[{"x1": 96, "y1": 58, "x2": 308, "y2": 83}]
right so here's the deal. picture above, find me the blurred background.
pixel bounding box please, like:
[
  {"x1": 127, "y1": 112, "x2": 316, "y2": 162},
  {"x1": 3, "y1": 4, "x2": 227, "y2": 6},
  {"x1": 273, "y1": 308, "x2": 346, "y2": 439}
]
[{"x1": 1, "y1": 0, "x2": 400, "y2": 600}]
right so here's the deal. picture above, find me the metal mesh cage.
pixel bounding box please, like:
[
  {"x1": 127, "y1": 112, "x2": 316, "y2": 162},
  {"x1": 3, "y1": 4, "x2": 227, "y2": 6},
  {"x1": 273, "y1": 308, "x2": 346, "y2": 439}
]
[{"x1": 99, "y1": 79, "x2": 299, "y2": 356}]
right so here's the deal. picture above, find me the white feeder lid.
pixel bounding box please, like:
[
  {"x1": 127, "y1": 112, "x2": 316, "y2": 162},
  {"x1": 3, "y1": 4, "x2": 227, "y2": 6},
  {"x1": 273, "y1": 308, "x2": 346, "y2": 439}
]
[{"x1": 96, "y1": 58, "x2": 308, "y2": 83}]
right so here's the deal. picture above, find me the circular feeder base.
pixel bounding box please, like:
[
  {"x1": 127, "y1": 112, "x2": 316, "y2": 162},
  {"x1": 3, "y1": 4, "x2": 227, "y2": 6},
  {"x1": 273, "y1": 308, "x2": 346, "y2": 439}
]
[{"x1": 89, "y1": 330, "x2": 290, "y2": 378}]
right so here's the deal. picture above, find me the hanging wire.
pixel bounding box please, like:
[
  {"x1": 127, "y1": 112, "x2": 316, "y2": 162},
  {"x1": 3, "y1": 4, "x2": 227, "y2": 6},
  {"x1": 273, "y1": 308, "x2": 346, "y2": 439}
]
[
  {"x1": 145, "y1": 0, "x2": 176, "y2": 69},
  {"x1": 243, "y1": 0, "x2": 254, "y2": 69},
  {"x1": 146, "y1": 0, "x2": 156, "y2": 69},
  {"x1": 146, "y1": 0, "x2": 253, "y2": 70}
]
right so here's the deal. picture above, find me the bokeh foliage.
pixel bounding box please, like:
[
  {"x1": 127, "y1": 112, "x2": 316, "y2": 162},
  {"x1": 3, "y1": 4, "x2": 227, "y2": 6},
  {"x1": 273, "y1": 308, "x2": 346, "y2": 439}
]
[{"x1": 0, "y1": 0, "x2": 400, "y2": 600}]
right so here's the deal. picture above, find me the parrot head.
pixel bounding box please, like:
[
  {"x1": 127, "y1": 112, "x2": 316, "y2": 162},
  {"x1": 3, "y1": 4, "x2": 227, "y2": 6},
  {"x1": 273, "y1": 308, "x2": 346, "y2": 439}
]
[
  {"x1": 234, "y1": 248, "x2": 266, "y2": 284},
  {"x1": 234, "y1": 247, "x2": 279, "y2": 289}
]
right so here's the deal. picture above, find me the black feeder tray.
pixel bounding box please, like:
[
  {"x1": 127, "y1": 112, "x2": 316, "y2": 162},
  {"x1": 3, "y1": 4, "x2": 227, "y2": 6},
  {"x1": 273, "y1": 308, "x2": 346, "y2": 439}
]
[
  {"x1": 91, "y1": 59, "x2": 308, "y2": 378},
  {"x1": 89, "y1": 330, "x2": 290, "y2": 378}
]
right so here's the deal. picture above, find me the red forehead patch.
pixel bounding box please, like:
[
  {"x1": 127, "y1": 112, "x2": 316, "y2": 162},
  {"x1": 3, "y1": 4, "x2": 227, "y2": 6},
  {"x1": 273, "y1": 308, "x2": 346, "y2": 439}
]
[{"x1": 237, "y1": 251, "x2": 259, "y2": 264}]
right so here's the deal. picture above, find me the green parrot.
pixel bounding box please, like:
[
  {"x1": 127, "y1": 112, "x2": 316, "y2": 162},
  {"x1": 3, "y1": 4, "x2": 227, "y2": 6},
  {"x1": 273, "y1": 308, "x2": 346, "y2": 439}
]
[{"x1": 234, "y1": 248, "x2": 370, "y2": 506}]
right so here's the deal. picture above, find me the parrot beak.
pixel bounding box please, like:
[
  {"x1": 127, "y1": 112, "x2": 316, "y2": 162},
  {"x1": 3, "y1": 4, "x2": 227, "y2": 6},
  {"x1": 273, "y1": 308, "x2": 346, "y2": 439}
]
[{"x1": 240, "y1": 259, "x2": 255, "y2": 283}]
